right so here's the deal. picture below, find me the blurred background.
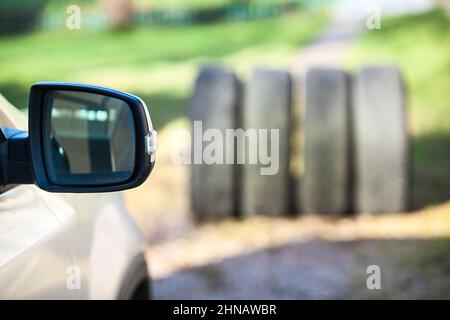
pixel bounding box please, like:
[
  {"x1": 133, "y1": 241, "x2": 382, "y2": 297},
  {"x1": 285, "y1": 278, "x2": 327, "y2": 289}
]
[{"x1": 0, "y1": 0, "x2": 449, "y2": 298}]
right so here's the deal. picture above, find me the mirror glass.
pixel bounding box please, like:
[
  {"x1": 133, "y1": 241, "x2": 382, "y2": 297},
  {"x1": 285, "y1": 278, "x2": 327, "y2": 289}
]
[{"x1": 43, "y1": 90, "x2": 136, "y2": 185}]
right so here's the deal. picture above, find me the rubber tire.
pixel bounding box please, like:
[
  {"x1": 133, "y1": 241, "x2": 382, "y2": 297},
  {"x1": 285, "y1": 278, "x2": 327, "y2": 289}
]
[
  {"x1": 130, "y1": 280, "x2": 151, "y2": 300},
  {"x1": 188, "y1": 66, "x2": 240, "y2": 221},
  {"x1": 301, "y1": 67, "x2": 351, "y2": 214},
  {"x1": 352, "y1": 66, "x2": 409, "y2": 213},
  {"x1": 241, "y1": 68, "x2": 292, "y2": 216}
]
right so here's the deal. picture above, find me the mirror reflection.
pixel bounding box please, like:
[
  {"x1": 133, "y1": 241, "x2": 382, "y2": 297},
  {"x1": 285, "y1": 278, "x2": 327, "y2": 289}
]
[{"x1": 43, "y1": 90, "x2": 136, "y2": 185}]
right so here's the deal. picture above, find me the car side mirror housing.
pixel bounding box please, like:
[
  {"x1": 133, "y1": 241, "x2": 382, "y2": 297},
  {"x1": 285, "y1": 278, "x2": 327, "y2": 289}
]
[{"x1": 0, "y1": 82, "x2": 156, "y2": 193}]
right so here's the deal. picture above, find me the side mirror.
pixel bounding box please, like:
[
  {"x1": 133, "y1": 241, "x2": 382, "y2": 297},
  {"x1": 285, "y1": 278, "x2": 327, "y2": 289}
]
[{"x1": 0, "y1": 82, "x2": 156, "y2": 193}]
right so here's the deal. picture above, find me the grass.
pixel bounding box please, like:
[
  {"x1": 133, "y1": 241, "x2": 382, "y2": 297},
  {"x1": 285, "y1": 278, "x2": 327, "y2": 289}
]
[
  {"x1": 0, "y1": 8, "x2": 326, "y2": 122},
  {"x1": 347, "y1": 9, "x2": 450, "y2": 208}
]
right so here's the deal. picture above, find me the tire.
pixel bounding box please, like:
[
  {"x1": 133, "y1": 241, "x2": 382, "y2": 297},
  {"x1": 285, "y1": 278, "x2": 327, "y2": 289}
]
[
  {"x1": 301, "y1": 68, "x2": 351, "y2": 214},
  {"x1": 188, "y1": 66, "x2": 240, "y2": 220},
  {"x1": 117, "y1": 253, "x2": 151, "y2": 300},
  {"x1": 240, "y1": 68, "x2": 292, "y2": 216},
  {"x1": 130, "y1": 280, "x2": 151, "y2": 300},
  {"x1": 352, "y1": 66, "x2": 409, "y2": 213}
]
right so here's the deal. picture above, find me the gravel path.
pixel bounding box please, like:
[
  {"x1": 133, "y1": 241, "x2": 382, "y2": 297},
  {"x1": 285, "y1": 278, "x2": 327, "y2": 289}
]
[
  {"x1": 148, "y1": 201, "x2": 450, "y2": 299},
  {"x1": 153, "y1": 237, "x2": 450, "y2": 299}
]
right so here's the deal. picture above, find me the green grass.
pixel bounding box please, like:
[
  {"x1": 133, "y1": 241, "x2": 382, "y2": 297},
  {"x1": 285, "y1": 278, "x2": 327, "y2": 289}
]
[
  {"x1": 0, "y1": 8, "x2": 326, "y2": 127},
  {"x1": 347, "y1": 9, "x2": 450, "y2": 208}
]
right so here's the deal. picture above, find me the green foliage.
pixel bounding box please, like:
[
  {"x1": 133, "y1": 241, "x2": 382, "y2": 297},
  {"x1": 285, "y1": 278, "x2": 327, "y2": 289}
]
[
  {"x1": 135, "y1": 0, "x2": 300, "y2": 10},
  {"x1": 0, "y1": 0, "x2": 49, "y2": 10}
]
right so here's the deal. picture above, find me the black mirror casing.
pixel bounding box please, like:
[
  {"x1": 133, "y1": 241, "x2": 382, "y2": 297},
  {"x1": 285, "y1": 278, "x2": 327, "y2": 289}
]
[{"x1": 28, "y1": 82, "x2": 156, "y2": 193}]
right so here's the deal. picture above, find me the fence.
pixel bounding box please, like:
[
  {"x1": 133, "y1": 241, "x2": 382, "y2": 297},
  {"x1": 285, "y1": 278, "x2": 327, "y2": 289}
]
[
  {"x1": 1, "y1": 0, "x2": 333, "y2": 32},
  {"x1": 135, "y1": 2, "x2": 299, "y2": 26}
]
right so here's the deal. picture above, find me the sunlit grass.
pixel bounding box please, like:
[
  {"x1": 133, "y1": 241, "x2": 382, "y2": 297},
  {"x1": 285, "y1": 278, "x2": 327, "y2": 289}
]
[{"x1": 0, "y1": 9, "x2": 327, "y2": 117}]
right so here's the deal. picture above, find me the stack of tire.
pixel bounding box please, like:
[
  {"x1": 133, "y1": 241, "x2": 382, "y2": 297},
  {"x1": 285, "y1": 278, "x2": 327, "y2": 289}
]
[{"x1": 189, "y1": 65, "x2": 409, "y2": 221}]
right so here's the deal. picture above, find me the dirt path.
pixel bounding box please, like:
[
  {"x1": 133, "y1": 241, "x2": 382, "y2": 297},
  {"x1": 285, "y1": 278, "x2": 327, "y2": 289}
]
[
  {"x1": 150, "y1": 201, "x2": 450, "y2": 299},
  {"x1": 152, "y1": 238, "x2": 450, "y2": 299},
  {"x1": 291, "y1": 18, "x2": 363, "y2": 73},
  {"x1": 292, "y1": 0, "x2": 435, "y2": 72}
]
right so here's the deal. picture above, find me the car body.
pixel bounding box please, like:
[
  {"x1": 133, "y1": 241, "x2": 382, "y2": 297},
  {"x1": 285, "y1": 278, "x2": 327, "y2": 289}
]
[{"x1": 0, "y1": 91, "x2": 151, "y2": 299}]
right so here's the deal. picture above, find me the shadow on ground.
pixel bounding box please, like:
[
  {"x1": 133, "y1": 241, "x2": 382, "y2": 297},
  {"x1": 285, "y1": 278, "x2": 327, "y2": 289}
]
[
  {"x1": 153, "y1": 237, "x2": 450, "y2": 299},
  {"x1": 412, "y1": 132, "x2": 450, "y2": 209}
]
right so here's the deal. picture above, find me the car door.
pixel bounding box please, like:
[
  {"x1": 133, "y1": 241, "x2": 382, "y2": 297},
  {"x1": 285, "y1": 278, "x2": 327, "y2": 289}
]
[{"x1": 0, "y1": 94, "x2": 78, "y2": 299}]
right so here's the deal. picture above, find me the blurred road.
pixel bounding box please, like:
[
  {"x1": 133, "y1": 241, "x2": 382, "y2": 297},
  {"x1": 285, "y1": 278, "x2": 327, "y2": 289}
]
[{"x1": 292, "y1": 0, "x2": 434, "y2": 71}]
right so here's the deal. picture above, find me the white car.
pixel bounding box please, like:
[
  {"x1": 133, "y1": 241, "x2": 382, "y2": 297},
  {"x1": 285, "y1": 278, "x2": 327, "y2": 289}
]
[{"x1": 0, "y1": 83, "x2": 157, "y2": 299}]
